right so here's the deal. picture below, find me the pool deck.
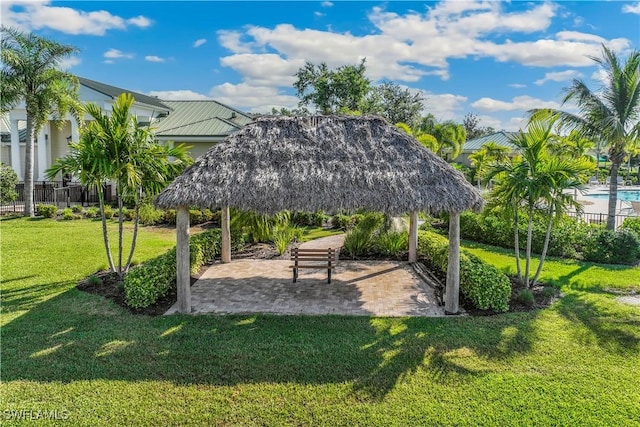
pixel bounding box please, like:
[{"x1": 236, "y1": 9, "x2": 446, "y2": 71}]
[{"x1": 575, "y1": 185, "x2": 640, "y2": 216}]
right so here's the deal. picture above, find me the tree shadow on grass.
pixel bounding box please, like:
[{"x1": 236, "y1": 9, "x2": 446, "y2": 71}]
[
  {"x1": 555, "y1": 292, "x2": 639, "y2": 356},
  {"x1": 2, "y1": 288, "x2": 538, "y2": 401},
  {"x1": 1, "y1": 280, "x2": 73, "y2": 314}
]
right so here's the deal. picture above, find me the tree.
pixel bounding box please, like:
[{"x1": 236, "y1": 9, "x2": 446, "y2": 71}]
[
  {"x1": 47, "y1": 94, "x2": 192, "y2": 278},
  {"x1": 362, "y1": 81, "x2": 425, "y2": 125},
  {"x1": 463, "y1": 113, "x2": 496, "y2": 140},
  {"x1": 537, "y1": 45, "x2": 640, "y2": 230},
  {"x1": 469, "y1": 141, "x2": 510, "y2": 186},
  {"x1": 0, "y1": 26, "x2": 80, "y2": 217},
  {"x1": 396, "y1": 118, "x2": 466, "y2": 161},
  {"x1": 294, "y1": 59, "x2": 371, "y2": 114},
  {"x1": 0, "y1": 163, "x2": 19, "y2": 204},
  {"x1": 486, "y1": 112, "x2": 593, "y2": 287}
]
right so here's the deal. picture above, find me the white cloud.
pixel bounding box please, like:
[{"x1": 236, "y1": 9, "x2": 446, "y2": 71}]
[
  {"x1": 591, "y1": 68, "x2": 609, "y2": 84},
  {"x1": 534, "y1": 70, "x2": 582, "y2": 85},
  {"x1": 220, "y1": 53, "x2": 304, "y2": 87},
  {"x1": 217, "y1": 30, "x2": 254, "y2": 54},
  {"x1": 145, "y1": 55, "x2": 166, "y2": 63},
  {"x1": 58, "y1": 56, "x2": 81, "y2": 70},
  {"x1": 209, "y1": 82, "x2": 299, "y2": 112},
  {"x1": 622, "y1": 2, "x2": 640, "y2": 14},
  {"x1": 314, "y1": 11, "x2": 325, "y2": 17},
  {"x1": 471, "y1": 95, "x2": 560, "y2": 112},
  {"x1": 509, "y1": 83, "x2": 526, "y2": 89},
  {"x1": 103, "y1": 60, "x2": 114, "y2": 64},
  {"x1": 1, "y1": 0, "x2": 152, "y2": 35},
  {"x1": 193, "y1": 38, "x2": 207, "y2": 48},
  {"x1": 321, "y1": 1, "x2": 333, "y2": 7},
  {"x1": 147, "y1": 90, "x2": 211, "y2": 101},
  {"x1": 421, "y1": 92, "x2": 468, "y2": 121},
  {"x1": 104, "y1": 48, "x2": 134, "y2": 59}
]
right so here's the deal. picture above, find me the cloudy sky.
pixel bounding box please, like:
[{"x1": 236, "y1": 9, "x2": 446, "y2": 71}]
[{"x1": 2, "y1": 0, "x2": 639, "y2": 130}]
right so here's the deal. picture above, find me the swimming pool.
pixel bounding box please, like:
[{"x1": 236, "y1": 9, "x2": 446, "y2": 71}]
[{"x1": 587, "y1": 190, "x2": 640, "y2": 202}]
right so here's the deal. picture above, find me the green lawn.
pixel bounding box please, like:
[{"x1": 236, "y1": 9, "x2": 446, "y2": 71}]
[{"x1": 1, "y1": 218, "x2": 639, "y2": 426}]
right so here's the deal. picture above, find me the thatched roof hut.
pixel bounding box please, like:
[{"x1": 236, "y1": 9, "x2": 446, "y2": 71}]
[
  {"x1": 159, "y1": 115, "x2": 483, "y2": 315},
  {"x1": 156, "y1": 115, "x2": 483, "y2": 214}
]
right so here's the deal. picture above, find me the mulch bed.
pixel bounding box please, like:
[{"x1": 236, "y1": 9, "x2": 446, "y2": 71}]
[{"x1": 77, "y1": 243, "x2": 560, "y2": 316}]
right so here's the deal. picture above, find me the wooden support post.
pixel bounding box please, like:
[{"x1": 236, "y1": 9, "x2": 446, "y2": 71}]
[
  {"x1": 408, "y1": 211, "x2": 418, "y2": 263},
  {"x1": 445, "y1": 211, "x2": 461, "y2": 315},
  {"x1": 176, "y1": 205, "x2": 191, "y2": 314},
  {"x1": 221, "y1": 205, "x2": 231, "y2": 263}
]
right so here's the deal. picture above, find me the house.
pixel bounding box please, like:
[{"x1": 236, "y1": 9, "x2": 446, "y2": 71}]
[
  {"x1": 457, "y1": 131, "x2": 518, "y2": 167},
  {"x1": 0, "y1": 77, "x2": 253, "y2": 181}
]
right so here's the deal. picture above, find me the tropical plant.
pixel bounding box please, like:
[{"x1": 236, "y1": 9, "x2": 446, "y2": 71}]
[
  {"x1": 486, "y1": 112, "x2": 594, "y2": 287},
  {"x1": 0, "y1": 26, "x2": 81, "y2": 217},
  {"x1": 46, "y1": 93, "x2": 192, "y2": 278},
  {"x1": 397, "y1": 118, "x2": 467, "y2": 161},
  {"x1": 0, "y1": 163, "x2": 18, "y2": 204},
  {"x1": 536, "y1": 45, "x2": 640, "y2": 230},
  {"x1": 469, "y1": 142, "x2": 511, "y2": 186}
]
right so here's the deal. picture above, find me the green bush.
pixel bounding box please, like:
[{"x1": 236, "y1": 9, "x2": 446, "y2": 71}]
[
  {"x1": 124, "y1": 229, "x2": 224, "y2": 309},
  {"x1": 87, "y1": 274, "x2": 103, "y2": 286},
  {"x1": 36, "y1": 204, "x2": 58, "y2": 218},
  {"x1": 622, "y1": 217, "x2": 640, "y2": 236},
  {"x1": 418, "y1": 230, "x2": 511, "y2": 312},
  {"x1": 583, "y1": 228, "x2": 640, "y2": 265},
  {"x1": 374, "y1": 231, "x2": 408, "y2": 257},
  {"x1": 116, "y1": 207, "x2": 135, "y2": 221},
  {"x1": 331, "y1": 213, "x2": 363, "y2": 230},
  {"x1": 343, "y1": 212, "x2": 385, "y2": 258},
  {"x1": 138, "y1": 203, "x2": 164, "y2": 226},
  {"x1": 85, "y1": 207, "x2": 99, "y2": 218},
  {"x1": 516, "y1": 289, "x2": 534, "y2": 306},
  {"x1": 164, "y1": 209, "x2": 176, "y2": 225},
  {"x1": 61, "y1": 208, "x2": 74, "y2": 220},
  {"x1": 103, "y1": 205, "x2": 114, "y2": 219},
  {"x1": 0, "y1": 163, "x2": 18, "y2": 204},
  {"x1": 71, "y1": 205, "x2": 83, "y2": 214},
  {"x1": 292, "y1": 211, "x2": 328, "y2": 227}
]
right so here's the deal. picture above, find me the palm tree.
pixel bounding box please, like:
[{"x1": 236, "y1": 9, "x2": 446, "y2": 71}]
[
  {"x1": 47, "y1": 94, "x2": 192, "y2": 278},
  {"x1": 395, "y1": 122, "x2": 439, "y2": 153},
  {"x1": 0, "y1": 26, "x2": 80, "y2": 217},
  {"x1": 396, "y1": 119, "x2": 466, "y2": 161},
  {"x1": 487, "y1": 112, "x2": 593, "y2": 288},
  {"x1": 537, "y1": 45, "x2": 640, "y2": 230},
  {"x1": 469, "y1": 141, "x2": 511, "y2": 187}
]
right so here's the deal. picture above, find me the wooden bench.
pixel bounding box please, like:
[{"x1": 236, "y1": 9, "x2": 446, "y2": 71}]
[{"x1": 289, "y1": 247, "x2": 337, "y2": 284}]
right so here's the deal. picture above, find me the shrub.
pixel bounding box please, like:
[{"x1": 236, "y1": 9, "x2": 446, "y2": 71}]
[
  {"x1": 61, "y1": 208, "x2": 74, "y2": 220},
  {"x1": 36, "y1": 204, "x2": 58, "y2": 218},
  {"x1": 164, "y1": 209, "x2": 176, "y2": 225},
  {"x1": 583, "y1": 228, "x2": 640, "y2": 265},
  {"x1": 622, "y1": 217, "x2": 640, "y2": 236},
  {"x1": 292, "y1": 211, "x2": 328, "y2": 227},
  {"x1": 116, "y1": 207, "x2": 135, "y2": 221},
  {"x1": 343, "y1": 212, "x2": 385, "y2": 258},
  {"x1": 138, "y1": 203, "x2": 164, "y2": 226},
  {"x1": 516, "y1": 289, "x2": 534, "y2": 306},
  {"x1": 87, "y1": 274, "x2": 103, "y2": 286},
  {"x1": 374, "y1": 231, "x2": 408, "y2": 257},
  {"x1": 124, "y1": 229, "x2": 227, "y2": 308},
  {"x1": 0, "y1": 163, "x2": 18, "y2": 204},
  {"x1": 418, "y1": 230, "x2": 511, "y2": 312},
  {"x1": 103, "y1": 205, "x2": 114, "y2": 219},
  {"x1": 272, "y1": 225, "x2": 301, "y2": 255},
  {"x1": 71, "y1": 205, "x2": 83, "y2": 214},
  {"x1": 331, "y1": 213, "x2": 363, "y2": 230},
  {"x1": 189, "y1": 209, "x2": 204, "y2": 225},
  {"x1": 85, "y1": 207, "x2": 99, "y2": 218}
]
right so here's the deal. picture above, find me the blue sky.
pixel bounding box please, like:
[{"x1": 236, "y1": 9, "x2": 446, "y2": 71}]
[{"x1": 2, "y1": 1, "x2": 639, "y2": 130}]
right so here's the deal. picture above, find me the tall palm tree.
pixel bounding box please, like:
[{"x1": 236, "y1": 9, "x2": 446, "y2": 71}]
[
  {"x1": 469, "y1": 141, "x2": 510, "y2": 187},
  {"x1": 487, "y1": 112, "x2": 593, "y2": 288},
  {"x1": 47, "y1": 94, "x2": 192, "y2": 278},
  {"x1": 0, "y1": 26, "x2": 80, "y2": 217},
  {"x1": 537, "y1": 45, "x2": 640, "y2": 229}
]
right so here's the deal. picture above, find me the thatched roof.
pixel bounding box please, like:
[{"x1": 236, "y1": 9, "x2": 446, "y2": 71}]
[{"x1": 156, "y1": 115, "x2": 484, "y2": 215}]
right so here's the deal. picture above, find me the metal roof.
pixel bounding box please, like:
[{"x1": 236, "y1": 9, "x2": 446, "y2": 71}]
[
  {"x1": 153, "y1": 100, "x2": 253, "y2": 137},
  {"x1": 463, "y1": 131, "x2": 519, "y2": 152},
  {"x1": 78, "y1": 77, "x2": 171, "y2": 111}
]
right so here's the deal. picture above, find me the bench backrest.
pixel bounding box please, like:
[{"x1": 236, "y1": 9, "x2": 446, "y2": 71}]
[{"x1": 291, "y1": 248, "x2": 336, "y2": 262}]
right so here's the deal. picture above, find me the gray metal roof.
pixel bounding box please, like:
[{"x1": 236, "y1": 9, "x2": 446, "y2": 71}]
[
  {"x1": 79, "y1": 77, "x2": 171, "y2": 111},
  {"x1": 463, "y1": 131, "x2": 519, "y2": 152},
  {"x1": 153, "y1": 100, "x2": 253, "y2": 137}
]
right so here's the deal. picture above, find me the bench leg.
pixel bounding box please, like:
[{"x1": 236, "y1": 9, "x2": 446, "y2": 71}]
[
  {"x1": 293, "y1": 268, "x2": 298, "y2": 283},
  {"x1": 328, "y1": 268, "x2": 331, "y2": 284}
]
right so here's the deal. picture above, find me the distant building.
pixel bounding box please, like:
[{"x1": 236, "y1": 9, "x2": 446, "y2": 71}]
[
  {"x1": 457, "y1": 131, "x2": 518, "y2": 166},
  {"x1": 1, "y1": 77, "x2": 253, "y2": 181}
]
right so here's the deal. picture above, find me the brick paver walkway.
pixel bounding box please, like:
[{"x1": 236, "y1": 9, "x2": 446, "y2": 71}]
[{"x1": 166, "y1": 235, "x2": 444, "y2": 316}]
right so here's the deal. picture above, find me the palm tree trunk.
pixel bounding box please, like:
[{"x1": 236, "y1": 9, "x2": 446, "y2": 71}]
[
  {"x1": 532, "y1": 207, "x2": 554, "y2": 286},
  {"x1": 98, "y1": 186, "x2": 115, "y2": 272},
  {"x1": 124, "y1": 189, "x2": 142, "y2": 272},
  {"x1": 524, "y1": 210, "x2": 534, "y2": 288},
  {"x1": 117, "y1": 186, "x2": 124, "y2": 278},
  {"x1": 513, "y1": 209, "x2": 522, "y2": 283},
  {"x1": 23, "y1": 114, "x2": 35, "y2": 217},
  {"x1": 607, "y1": 160, "x2": 621, "y2": 230}
]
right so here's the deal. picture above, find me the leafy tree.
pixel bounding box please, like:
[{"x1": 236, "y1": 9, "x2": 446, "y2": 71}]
[
  {"x1": 47, "y1": 94, "x2": 192, "y2": 278},
  {"x1": 463, "y1": 113, "x2": 496, "y2": 140},
  {"x1": 294, "y1": 59, "x2": 371, "y2": 114},
  {"x1": 0, "y1": 26, "x2": 80, "y2": 217},
  {"x1": 536, "y1": 45, "x2": 640, "y2": 230},
  {"x1": 486, "y1": 112, "x2": 593, "y2": 287},
  {"x1": 362, "y1": 81, "x2": 425, "y2": 125},
  {"x1": 0, "y1": 163, "x2": 19, "y2": 204}
]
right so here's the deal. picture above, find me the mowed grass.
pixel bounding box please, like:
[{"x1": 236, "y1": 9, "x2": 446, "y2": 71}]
[{"x1": 1, "y1": 218, "x2": 639, "y2": 426}]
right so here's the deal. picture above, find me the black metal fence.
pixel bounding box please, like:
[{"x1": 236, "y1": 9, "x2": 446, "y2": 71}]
[
  {"x1": 0, "y1": 181, "x2": 112, "y2": 214},
  {"x1": 565, "y1": 211, "x2": 631, "y2": 229}
]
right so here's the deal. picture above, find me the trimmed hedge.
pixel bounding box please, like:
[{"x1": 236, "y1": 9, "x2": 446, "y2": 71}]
[
  {"x1": 418, "y1": 230, "x2": 511, "y2": 312},
  {"x1": 124, "y1": 229, "x2": 227, "y2": 309},
  {"x1": 36, "y1": 204, "x2": 58, "y2": 218}
]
